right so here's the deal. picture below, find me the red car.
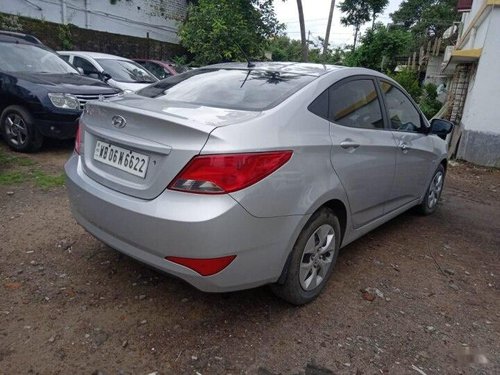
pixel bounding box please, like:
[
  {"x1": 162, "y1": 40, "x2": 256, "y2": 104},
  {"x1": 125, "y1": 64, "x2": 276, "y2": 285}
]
[{"x1": 133, "y1": 59, "x2": 184, "y2": 79}]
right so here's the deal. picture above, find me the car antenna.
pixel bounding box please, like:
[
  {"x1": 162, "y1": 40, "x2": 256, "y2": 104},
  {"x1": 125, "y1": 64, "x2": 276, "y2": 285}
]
[{"x1": 234, "y1": 41, "x2": 255, "y2": 68}]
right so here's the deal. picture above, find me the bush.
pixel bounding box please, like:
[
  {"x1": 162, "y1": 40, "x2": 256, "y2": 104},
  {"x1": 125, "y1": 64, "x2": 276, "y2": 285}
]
[
  {"x1": 419, "y1": 83, "x2": 442, "y2": 119},
  {"x1": 389, "y1": 68, "x2": 421, "y2": 100}
]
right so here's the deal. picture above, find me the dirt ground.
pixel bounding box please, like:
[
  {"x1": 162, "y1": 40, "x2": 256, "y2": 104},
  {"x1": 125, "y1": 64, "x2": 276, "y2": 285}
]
[{"x1": 0, "y1": 141, "x2": 499, "y2": 375}]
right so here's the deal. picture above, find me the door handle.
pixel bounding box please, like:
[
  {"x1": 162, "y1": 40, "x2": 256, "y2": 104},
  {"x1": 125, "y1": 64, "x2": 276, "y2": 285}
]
[
  {"x1": 340, "y1": 140, "x2": 360, "y2": 149},
  {"x1": 399, "y1": 142, "x2": 410, "y2": 152}
]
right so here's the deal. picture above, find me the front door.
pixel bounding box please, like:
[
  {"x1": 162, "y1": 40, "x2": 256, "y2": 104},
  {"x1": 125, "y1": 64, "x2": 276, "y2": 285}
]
[{"x1": 328, "y1": 78, "x2": 396, "y2": 228}]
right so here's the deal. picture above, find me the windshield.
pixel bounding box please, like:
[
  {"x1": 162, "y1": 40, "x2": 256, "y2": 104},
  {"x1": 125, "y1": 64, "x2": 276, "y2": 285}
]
[
  {"x1": 0, "y1": 42, "x2": 78, "y2": 74},
  {"x1": 137, "y1": 68, "x2": 316, "y2": 111},
  {"x1": 96, "y1": 59, "x2": 157, "y2": 83}
]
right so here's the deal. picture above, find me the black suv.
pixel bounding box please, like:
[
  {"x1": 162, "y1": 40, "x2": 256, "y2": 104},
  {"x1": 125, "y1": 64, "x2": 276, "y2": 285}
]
[{"x1": 0, "y1": 32, "x2": 121, "y2": 152}]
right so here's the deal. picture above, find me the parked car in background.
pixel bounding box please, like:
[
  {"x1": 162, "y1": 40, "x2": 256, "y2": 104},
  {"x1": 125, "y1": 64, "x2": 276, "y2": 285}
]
[
  {"x1": 133, "y1": 59, "x2": 179, "y2": 80},
  {"x1": 0, "y1": 32, "x2": 120, "y2": 152},
  {"x1": 58, "y1": 52, "x2": 158, "y2": 92},
  {"x1": 65, "y1": 62, "x2": 454, "y2": 304}
]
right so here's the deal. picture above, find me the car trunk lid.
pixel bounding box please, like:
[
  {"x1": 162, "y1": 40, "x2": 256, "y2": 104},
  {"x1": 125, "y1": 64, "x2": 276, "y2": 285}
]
[{"x1": 79, "y1": 96, "x2": 260, "y2": 200}]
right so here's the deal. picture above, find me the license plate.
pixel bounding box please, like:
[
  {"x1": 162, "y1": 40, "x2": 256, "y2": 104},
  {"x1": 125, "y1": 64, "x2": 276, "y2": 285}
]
[{"x1": 94, "y1": 140, "x2": 149, "y2": 178}]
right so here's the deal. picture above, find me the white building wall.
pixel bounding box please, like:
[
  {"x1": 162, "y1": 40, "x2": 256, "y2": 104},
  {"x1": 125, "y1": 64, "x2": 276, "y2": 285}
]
[
  {"x1": 457, "y1": 7, "x2": 500, "y2": 167},
  {"x1": 0, "y1": 0, "x2": 187, "y2": 44}
]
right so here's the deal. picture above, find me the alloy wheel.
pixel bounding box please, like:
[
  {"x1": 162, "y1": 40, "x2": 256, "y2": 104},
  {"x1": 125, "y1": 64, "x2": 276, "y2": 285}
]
[
  {"x1": 5, "y1": 113, "x2": 28, "y2": 147},
  {"x1": 299, "y1": 224, "x2": 335, "y2": 291},
  {"x1": 427, "y1": 171, "x2": 444, "y2": 208}
]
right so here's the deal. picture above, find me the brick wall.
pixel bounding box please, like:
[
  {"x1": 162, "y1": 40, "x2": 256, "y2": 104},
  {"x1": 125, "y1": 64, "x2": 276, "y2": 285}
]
[{"x1": 0, "y1": 13, "x2": 186, "y2": 60}]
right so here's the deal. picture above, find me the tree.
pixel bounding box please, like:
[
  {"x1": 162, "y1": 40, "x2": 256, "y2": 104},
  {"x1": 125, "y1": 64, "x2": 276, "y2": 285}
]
[
  {"x1": 338, "y1": 0, "x2": 371, "y2": 50},
  {"x1": 296, "y1": 0, "x2": 308, "y2": 61},
  {"x1": 368, "y1": 0, "x2": 389, "y2": 29},
  {"x1": 179, "y1": 0, "x2": 283, "y2": 65},
  {"x1": 390, "y1": 0, "x2": 458, "y2": 43},
  {"x1": 343, "y1": 24, "x2": 411, "y2": 71},
  {"x1": 323, "y1": 0, "x2": 336, "y2": 55}
]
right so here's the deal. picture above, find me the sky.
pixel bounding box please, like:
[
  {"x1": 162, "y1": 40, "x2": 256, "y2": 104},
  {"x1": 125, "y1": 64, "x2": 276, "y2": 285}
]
[{"x1": 275, "y1": 0, "x2": 403, "y2": 48}]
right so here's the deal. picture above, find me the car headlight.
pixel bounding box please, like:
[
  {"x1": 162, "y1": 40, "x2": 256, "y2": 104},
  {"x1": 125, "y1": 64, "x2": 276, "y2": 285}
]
[{"x1": 48, "y1": 93, "x2": 80, "y2": 110}]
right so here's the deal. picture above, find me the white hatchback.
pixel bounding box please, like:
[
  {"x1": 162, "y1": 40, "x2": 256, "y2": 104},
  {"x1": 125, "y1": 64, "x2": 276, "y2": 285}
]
[{"x1": 58, "y1": 51, "x2": 158, "y2": 92}]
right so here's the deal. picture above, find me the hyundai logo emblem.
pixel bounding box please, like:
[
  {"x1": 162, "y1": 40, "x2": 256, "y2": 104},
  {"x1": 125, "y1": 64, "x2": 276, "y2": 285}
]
[{"x1": 112, "y1": 115, "x2": 126, "y2": 129}]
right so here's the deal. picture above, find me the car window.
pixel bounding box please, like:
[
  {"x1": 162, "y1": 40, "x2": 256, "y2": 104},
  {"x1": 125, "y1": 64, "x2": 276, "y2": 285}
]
[
  {"x1": 329, "y1": 79, "x2": 384, "y2": 129},
  {"x1": 73, "y1": 56, "x2": 100, "y2": 79},
  {"x1": 0, "y1": 42, "x2": 78, "y2": 74},
  {"x1": 145, "y1": 62, "x2": 171, "y2": 80},
  {"x1": 137, "y1": 68, "x2": 316, "y2": 111},
  {"x1": 380, "y1": 81, "x2": 422, "y2": 132},
  {"x1": 96, "y1": 59, "x2": 157, "y2": 83},
  {"x1": 60, "y1": 55, "x2": 70, "y2": 62},
  {"x1": 308, "y1": 90, "x2": 328, "y2": 119}
]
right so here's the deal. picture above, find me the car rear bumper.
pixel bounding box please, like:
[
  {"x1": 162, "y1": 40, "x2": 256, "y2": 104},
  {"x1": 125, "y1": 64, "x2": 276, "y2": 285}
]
[{"x1": 65, "y1": 154, "x2": 308, "y2": 292}]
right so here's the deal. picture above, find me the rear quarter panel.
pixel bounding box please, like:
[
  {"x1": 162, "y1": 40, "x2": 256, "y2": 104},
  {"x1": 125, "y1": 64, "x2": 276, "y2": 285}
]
[{"x1": 201, "y1": 77, "x2": 350, "y2": 219}]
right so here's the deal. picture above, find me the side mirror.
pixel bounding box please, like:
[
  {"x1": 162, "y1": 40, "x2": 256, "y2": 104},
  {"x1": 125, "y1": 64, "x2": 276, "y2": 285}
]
[
  {"x1": 77, "y1": 67, "x2": 84, "y2": 75},
  {"x1": 430, "y1": 118, "x2": 454, "y2": 140},
  {"x1": 101, "y1": 72, "x2": 112, "y2": 82}
]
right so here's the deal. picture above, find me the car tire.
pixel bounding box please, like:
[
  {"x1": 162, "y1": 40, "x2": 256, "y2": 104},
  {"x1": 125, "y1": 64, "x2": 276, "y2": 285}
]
[
  {"x1": 417, "y1": 164, "x2": 445, "y2": 215},
  {"x1": 1, "y1": 105, "x2": 43, "y2": 152},
  {"x1": 271, "y1": 208, "x2": 341, "y2": 305}
]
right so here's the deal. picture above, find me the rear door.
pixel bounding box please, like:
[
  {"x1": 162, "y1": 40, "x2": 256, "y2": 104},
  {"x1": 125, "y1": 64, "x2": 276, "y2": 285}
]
[
  {"x1": 327, "y1": 77, "x2": 396, "y2": 228},
  {"x1": 378, "y1": 80, "x2": 437, "y2": 212}
]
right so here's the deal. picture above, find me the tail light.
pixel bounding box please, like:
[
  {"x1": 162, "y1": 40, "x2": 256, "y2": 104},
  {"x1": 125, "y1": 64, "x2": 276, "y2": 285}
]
[
  {"x1": 166, "y1": 255, "x2": 236, "y2": 276},
  {"x1": 75, "y1": 123, "x2": 82, "y2": 154},
  {"x1": 168, "y1": 151, "x2": 293, "y2": 194}
]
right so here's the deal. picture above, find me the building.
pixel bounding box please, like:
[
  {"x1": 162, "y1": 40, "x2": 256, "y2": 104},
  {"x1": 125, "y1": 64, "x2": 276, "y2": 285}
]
[
  {"x1": 442, "y1": 0, "x2": 500, "y2": 167},
  {"x1": 1, "y1": 0, "x2": 187, "y2": 44}
]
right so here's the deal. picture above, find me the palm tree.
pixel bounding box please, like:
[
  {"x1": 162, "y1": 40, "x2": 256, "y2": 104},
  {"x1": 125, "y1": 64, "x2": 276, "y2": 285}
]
[
  {"x1": 323, "y1": 0, "x2": 336, "y2": 55},
  {"x1": 296, "y1": 0, "x2": 308, "y2": 62}
]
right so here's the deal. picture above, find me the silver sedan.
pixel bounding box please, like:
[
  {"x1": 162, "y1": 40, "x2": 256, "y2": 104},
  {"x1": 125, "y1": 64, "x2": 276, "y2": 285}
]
[{"x1": 65, "y1": 62, "x2": 453, "y2": 305}]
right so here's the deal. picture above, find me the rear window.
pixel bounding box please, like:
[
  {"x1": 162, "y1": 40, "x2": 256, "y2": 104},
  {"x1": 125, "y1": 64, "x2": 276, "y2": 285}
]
[{"x1": 137, "y1": 68, "x2": 316, "y2": 111}]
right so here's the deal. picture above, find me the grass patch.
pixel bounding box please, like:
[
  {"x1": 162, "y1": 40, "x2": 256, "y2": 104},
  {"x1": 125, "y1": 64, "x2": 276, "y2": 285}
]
[
  {"x1": 0, "y1": 150, "x2": 36, "y2": 167},
  {"x1": 32, "y1": 170, "x2": 65, "y2": 189},
  {"x1": 0, "y1": 171, "x2": 28, "y2": 185}
]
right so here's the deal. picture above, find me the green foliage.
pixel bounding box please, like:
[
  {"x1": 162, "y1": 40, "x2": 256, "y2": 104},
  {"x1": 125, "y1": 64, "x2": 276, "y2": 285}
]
[
  {"x1": 179, "y1": 0, "x2": 283, "y2": 65},
  {"x1": 0, "y1": 14, "x2": 23, "y2": 31},
  {"x1": 419, "y1": 83, "x2": 442, "y2": 118},
  {"x1": 267, "y1": 35, "x2": 345, "y2": 64},
  {"x1": 390, "y1": 0, "x2": 458, "y2": 46},
  {"x1": 339, "y1": 0, "x2": 371, "y2": 38},
  {"x1": 0, "y1": 171, "x2": 27, "y2": 185},
  {"x1": 389, "y1": 68, "x2": 422, "y2": 100},
  {"x1": 57, "y1": 24, "x2": 73, "y2": 50},
  {"x1": 343, "y1": 25, "x2": 412, "y2": 70}
]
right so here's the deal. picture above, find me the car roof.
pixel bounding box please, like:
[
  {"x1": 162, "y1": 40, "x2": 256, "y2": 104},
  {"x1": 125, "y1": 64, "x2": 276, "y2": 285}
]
[
  {"x1": 0, "y1": 31, "x2": 43, "y2": 45},
  {"x1": 58, "y1": 51, "x2": 133, "y2": 61},
  {"x1": 205, "y1": 62, "x2": 346, "y2": 77}
]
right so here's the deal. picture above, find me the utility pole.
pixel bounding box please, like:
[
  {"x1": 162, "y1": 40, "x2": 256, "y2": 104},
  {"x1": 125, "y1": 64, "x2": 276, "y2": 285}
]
[{"x1": 323, "y1": 0, "x2": 336, "y2": 56}]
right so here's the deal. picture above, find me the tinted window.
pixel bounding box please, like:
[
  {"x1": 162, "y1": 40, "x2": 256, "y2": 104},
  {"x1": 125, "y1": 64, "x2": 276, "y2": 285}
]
[
  {"x1": 329, "y1": 79, "x2": 384, "y2": 129},
  {"x1": 308, "y1": 90, "x2": 328, "y2": 119},
  {"x1": 60, "y1": 54, "x2": 70, "y2": 62},
  {"x1": 0, "y1": 42, "x2": 77, "y2": 74},
  {"x1": 145, "y1": 62, "x2": 171, "y2": 79},
  {"x1": 380, "y1": 82, "x2": 422, "y2": 132},
  {"x1": 96, "y1": 59, "x2": 157, "y2": 83},
  {"x1": 73, "y1": 56, "x2": 100, "y2": 79},
  {"x1": 138, "y1": 69, "x2": 316, "y2": 111}
]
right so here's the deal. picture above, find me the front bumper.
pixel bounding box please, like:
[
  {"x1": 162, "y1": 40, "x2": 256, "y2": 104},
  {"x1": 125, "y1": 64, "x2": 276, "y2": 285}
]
[
  {"x1": 35, "y1": 111, "x2": 79, "y2": 139},
  {"x1": 65, "y1": 154, "x2": 308, "y2": 292}
]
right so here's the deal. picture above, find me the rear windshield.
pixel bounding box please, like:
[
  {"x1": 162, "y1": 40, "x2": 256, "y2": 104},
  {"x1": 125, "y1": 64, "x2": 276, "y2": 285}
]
[
  {"x1": 96, "y1": 59, "x2": 157, "y2": 84},
  {"x1": 137, "y1": 68, "x2": 316, "y2": 111}
]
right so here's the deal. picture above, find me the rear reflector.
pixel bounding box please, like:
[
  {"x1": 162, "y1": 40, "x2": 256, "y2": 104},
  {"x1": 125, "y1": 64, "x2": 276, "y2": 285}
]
[
  {"x1": 166, "y1": 255, "x2": 236, "y2": 276},
  {"x1": 75, "y1": 123, "x2": 82, "y2": 154},
  {"x1": 168, "y1": 151, "x2": 293, "y2": 194}
]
